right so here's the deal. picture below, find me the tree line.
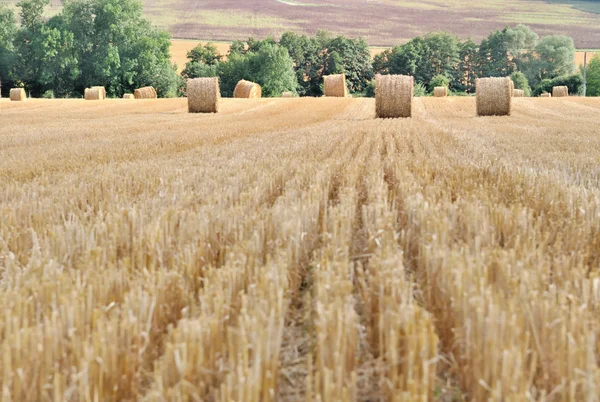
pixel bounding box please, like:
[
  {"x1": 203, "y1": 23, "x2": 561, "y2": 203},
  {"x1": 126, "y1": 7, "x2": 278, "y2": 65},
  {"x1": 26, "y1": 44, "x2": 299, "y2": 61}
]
[
  {"x1": 1, "y1": 0, "x2": 599, "y2": 98},
  {"x1": 0, "y1": 0, "x2": 180, "y2": 98}
]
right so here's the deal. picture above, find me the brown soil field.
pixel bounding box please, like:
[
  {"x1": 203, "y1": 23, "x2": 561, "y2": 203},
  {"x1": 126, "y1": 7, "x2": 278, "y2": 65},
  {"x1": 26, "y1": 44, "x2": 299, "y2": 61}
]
[
  {"x1": 7, "y1": 0, "x2": 600, "y2": 48},
  {"x1": 2, "y1": 96, "x2": 600, "y2": 401}
]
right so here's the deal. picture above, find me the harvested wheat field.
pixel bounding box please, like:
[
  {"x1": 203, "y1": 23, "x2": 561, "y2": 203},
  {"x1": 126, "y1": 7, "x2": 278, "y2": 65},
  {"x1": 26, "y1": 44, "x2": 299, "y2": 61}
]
[{"x1": 2, "y1": 96, "x2": 600, "y2": 401}]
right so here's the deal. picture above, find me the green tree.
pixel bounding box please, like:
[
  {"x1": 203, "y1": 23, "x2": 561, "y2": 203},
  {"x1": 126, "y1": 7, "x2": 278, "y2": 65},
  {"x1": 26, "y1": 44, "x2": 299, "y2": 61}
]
[
  {"x1": 186, "y1": 43, "x2": 221, "y2": 66},
  {"x1": 0, "y1": 5, "x2": 17, "y2": 96},
  {"x1": 388, "y1": 37, "x2": 426, "y2": 79},
  {"x1": 325, "y1": 36, "x2": 373, "y2": 93},
  {"x1": 218, "y1": 43, "x2": 297, "y2": 97},
  {"x1": 325, "y1": 50, "x2": 344, "y2": 75},
  {"x1": 229, "y1": 40, "x2": 246, "y2": 56},
  {"x1": 248, "y1": 43, "x2": 297, "y2": 97},
  {"x1": 17, "y1": 0, "x2": 49, "y2": 31},
  {"x1": 279, "y1": 31, "x2": 321, "y2": 96},
  {"x1": 533, "y1": 73, "x2": 582, "y2": 96},
  {"x1": 531, "y1": 35, "x2": 576, "y2": 83},
  {"x1": 181, "y1": 43, "x2": 221, "y2": 80},
  {"x1": 585, "y1": 54, "x2": 600, "y2": 96},
  {"x1": 457, "y1": 38, "x2": 478, "y2": 93},
  {"x1": 63, "y1": 0, "x2": 179, "y2": 97},
  {"x1": 372, "y1": 49, "x2": 391, "y2": 75},
  {"x1": 420, "y1": 32, "x2": 460, "y2": 87},
  {"x1": 510, "y1": 71, "x2": 531, "y2": 96}
]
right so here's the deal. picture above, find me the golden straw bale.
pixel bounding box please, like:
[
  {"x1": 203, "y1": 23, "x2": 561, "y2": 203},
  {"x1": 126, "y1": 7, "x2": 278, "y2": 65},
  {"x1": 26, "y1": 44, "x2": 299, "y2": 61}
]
[
  {"x1": 134, "y1": 86, "x2": 158, "y2": 99},
  {"x1": 552, "y1": 86, "x2": 569, "y2": 97},
  {"x1": 84, "y1": 88, "x2": 104, "y2": 101},
  {"x1": 375, "y1": 74, "x2": 413, "y2": 118},
  {"x1": 9, "y1": 88, "x2": 26, "y2": 101},
  {"x1": 91, "y1": 86, "x2": 106, "y2": 99},
  {"x1": 123, "y1": 94, "x2": 135, "y2": 99},
  {"x1": 513, "y1": 89, "x2": 524, "y2": 97},
  {"x1": 233, "y1": 80, "x2": 262, "y2": 98},
  {"x1": 187, "y1": 77, "x2": 220, "y2": 113},
  {"x1": 323, "y1": 74, "x2": 347, "y2": 97},
  {"x1": 540, "y1": 93, "x2": 552, "y2": 98},
  {"x1": 281, "y1": 92, "x2": 293, "y2": 98},
  {"x1": 433, "y1": 87, "x2": 448, "y2": 97},
  {"x1": 476, "y1": 77, "x2": 512, "y2": 116}
]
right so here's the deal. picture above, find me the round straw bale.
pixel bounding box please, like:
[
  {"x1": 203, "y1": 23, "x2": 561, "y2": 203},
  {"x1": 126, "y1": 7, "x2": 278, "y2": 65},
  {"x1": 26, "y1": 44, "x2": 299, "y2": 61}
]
[
  {"x1": 89, "y1": 86, "x2": 106, "y2": 99},
  {"x1": 123, "y1": 94, "x2": 135, "y2": 99},
  {"x1": 187, "y1": 77, "x2": 220, "y2": 113},
  {"x1": 282, "y1": 91, "x2": 293, "y2": 98},
  {"x1": 134, "y1": 86, "x2": 158, "y2": 99},
  {"x1": 433, "y1": 87, "x2": 448, "y2": 97},
  {"x1": 509, "y1": 80, "x2": 514, "y2": 97},
  {"x1": 476, "y1": 77, "x2": 512, "y2": 116},
  {"x1": 513, "y1": 89, "x2": 524, "y2": 97},
  {"x1": 540, "y1": 93, "x2": 552, "y2": 98},
  {"x1": 233, "y1": 80, "x2": 262, "y2": 98},
  {"x1": 552, "y1": 86, "x2": 568, "y2": 97},
  {"x1": 323, "y1": 74, "x2": 347, "y2": 97},
  {"x1": 375, "y1": 74, "x2": 413, "y2": 118},
  {"x1": 10, "y1": 88, "x2": 26, "y2": 101},
  {"x1": 84, "y1": 88, "x2": 104, "y2": 101}
]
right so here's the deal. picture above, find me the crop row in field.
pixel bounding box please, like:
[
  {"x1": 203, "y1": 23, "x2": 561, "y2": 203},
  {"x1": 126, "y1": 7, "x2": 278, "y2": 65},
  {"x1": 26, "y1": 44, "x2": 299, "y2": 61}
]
[{"x1": 1, "y1": 97, "x2": 600, "y2": 400}]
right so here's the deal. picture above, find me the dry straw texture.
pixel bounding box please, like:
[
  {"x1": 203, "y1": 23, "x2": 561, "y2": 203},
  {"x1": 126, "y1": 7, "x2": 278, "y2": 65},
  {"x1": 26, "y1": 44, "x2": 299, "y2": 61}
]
[
  {"x1": 434, "y1": 87, "x2": 448, "y2": 97},
  {"x1": 552, "y1": 86, "x2": 569, "y2": 97},
  {"x1": 84, "y1": 86, "x2": 106, "y2": 100},
  {"x1": 2, "y1": 98, "x2": 600, "y2": 402},
  {"x1": 92, "y1": 86, "x2": 107, "y2": 99},
  {"x1": 9, "y1": 88, "x2": 26, "y2": 101},
  {"x1": 375, "y1": 74, "x2": 413, "y2": 118},
  {"x1": 123, "y1": 94, "x2": 135, "y2": 99},
  {"x1": 84, "y1": 88, "x2": 104, "y2": 101},
  {"x1": 513, "y1": 89, "x2": 525, "y2": 97},
  {"x1": 233, "y1": 80, "x2": 262, "y2": 98},
  {"x1": 187, "y1": 77, "x2": 220, "y2": 113},
  {"x1": 281, "y1": 92, "x2": 293, "y2": 98},
  {"x1": 323, "y1": 74, "x2": 347, "y2": 97},
  {"x1": 540, "y1": 93, "x2": 552, "y2": 98},
  {"x1": 134, "y1": 86, "x2": 158, "y2": 99},
  {"x1": 476, "y1": 77, "x2": 512, "y2": 116}
]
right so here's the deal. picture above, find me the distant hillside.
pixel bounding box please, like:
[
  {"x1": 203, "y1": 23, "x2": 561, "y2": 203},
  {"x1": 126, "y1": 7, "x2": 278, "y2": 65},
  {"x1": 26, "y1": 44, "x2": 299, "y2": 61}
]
[{"x1": 10, "y1": 0, "x2": 600, "y2": 48}]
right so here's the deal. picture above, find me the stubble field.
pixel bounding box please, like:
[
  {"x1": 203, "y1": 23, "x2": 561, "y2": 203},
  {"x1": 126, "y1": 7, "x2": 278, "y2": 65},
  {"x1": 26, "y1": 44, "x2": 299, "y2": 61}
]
[{"x1": 1, "y1": 96, "x2": 600, "y2": 401}]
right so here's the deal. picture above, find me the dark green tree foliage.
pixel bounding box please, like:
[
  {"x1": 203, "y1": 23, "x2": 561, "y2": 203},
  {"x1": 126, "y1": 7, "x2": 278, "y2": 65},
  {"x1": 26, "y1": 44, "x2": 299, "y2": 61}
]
[
  {"x1": 0, "y1": 6, "x2": 18, "y2": 96},
  {"x1": 510, "y1": 71, "x2": 532, "y2": 96},
  {"x1": 385, "y1": 34, "x2": 460, "y2": 90},
  {"x1": 325, "y1": 36, "x2": 373, "y2": 93},
  {"x1": 532, "y1": 35, "x2": 576, "y2": 84},
  {"x1": 372, "y1": 49, "x2": 391, "y2": 75},
  {"x1": 182, "y1": 43, "x2": 221, "y2": 79},
  {"x1": 229, "y1": 40, "x2": 247, "y2": 56},
  {"x1": 64, "y1": 0, "x2": 179, "y2": 97},
  {"x1": 456, "y1": 38, "x2": 478, "y2": 93},
  {"x1": 387, "y1": 37, "x2": 426, "y2": 79},
  {"x1": 279, "y1": 31, "x2": 373, "y2": 96},
  {"x1": 217, "y1": 43, "x2": 297, "y2": 97},
  {"x1": 585, "y1": 54, "x2": 600, "y2": 97},
  {"x1": 534, "y1": 73, "x2": 583, "y2": 96},
  {"x1": 419, "y1": 33, "x2": 460, "y2": 87},
  {"x1": 8, "y1": 0, "x2": 179, "y2": 98},
  {"x1": 279, "y1": 32, "x2": 322, "y2": 96},
  {"x1": 478, "y1": 28, "x2": 515, "y2": 78}
]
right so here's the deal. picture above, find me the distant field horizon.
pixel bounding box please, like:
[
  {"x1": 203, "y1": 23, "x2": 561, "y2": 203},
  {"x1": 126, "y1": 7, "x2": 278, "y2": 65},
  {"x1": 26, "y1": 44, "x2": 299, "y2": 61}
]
[{"x1": 7, "y1": 0, "x2": 600, "y2": 48}]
